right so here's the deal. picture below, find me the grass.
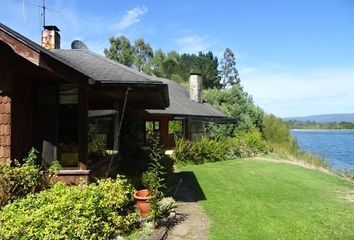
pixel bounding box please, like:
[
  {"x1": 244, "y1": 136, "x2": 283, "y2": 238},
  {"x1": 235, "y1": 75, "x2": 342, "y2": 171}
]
[{"x1": 181, "y1": 159, "x2": 354, "y2": 240}]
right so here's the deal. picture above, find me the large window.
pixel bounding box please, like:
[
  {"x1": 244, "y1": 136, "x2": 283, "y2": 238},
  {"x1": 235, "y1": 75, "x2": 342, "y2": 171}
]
[
  {"x1": 33, "y1": 83, "x2": 79, "y2": 168},
  {"x1": 58, "y1": 85, "x2": 79, "y2": 167}
]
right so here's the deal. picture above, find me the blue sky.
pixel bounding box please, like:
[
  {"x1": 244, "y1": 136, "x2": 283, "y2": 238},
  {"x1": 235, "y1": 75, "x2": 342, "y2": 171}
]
[{"x1": 1, "y1": 0, "x2": 353, "y2": 117}]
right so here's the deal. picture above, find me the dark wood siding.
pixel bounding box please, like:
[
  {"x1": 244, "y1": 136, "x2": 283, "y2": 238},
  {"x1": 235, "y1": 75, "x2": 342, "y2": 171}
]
[
  {"x1": 11, "y1": 77, "x2": 33, "y2": 162},
  {"x1": 0, "y1": 95, "x2": 11, "y2": 163}
]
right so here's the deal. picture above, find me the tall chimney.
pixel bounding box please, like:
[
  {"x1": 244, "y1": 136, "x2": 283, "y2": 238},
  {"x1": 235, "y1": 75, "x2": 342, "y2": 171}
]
[
  {"x1": 189, "y1": 73, "x2": 202, "y2": 103},
  {"x1": 41, "y1": 26, "x2": 60, "y2": 49}
]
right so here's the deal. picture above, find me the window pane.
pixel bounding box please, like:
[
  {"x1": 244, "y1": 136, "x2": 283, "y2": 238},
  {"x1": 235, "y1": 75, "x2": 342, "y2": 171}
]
[
  {"x1": 59, "y1": 84, "x2": 78, "y2": 104},
  {"x1": 88, "y1": 117, "x2": 114, "y2": 165},
  {"x1": 58, "y1": 84, "x2": 79, "y2": 167},
  {"x1": 168, "y1": 120, "x2": 183, "y2": 135},
  {"x1": 145, "y1": 120, "x2": 160, "y2": 145}
]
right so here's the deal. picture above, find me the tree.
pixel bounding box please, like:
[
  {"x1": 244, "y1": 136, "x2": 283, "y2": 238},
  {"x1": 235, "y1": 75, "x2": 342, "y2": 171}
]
[
  {"x1": 179, "y1": 52, "x2": 221, "y2": 89},
  {"x1": 197, "y1": 51, "x2": 221, "y2": 89},
  {"x1": 203, "y1": 87, "x2": 263, "y2": 138},
  {"x1": 220, "y1": 48, "x2": 240, "y2": 89},
  {"x1": 161, "y1": 51, "x2": 182, "y2": 80},
  {"x1": 145, "y1": 49, "x2": 166, "y2": 77},
  {"x1": 133, "y1": 39, "x2": 153, "y2": 72},
  {"x1": 104, "y1": 36, "x2": 134, "y2": 67}
]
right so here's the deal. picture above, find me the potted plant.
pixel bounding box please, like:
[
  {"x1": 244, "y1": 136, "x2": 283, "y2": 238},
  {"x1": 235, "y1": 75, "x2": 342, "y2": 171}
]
[
  {"x1": 133, "y1": 188, "x2": 152, "y2": 217},
  {"x1": 133, "y1": 170, "x2": 156, "y2": 217},
  {"x1": 134, "y1": 137, "x2": 166, "y2": 218}
]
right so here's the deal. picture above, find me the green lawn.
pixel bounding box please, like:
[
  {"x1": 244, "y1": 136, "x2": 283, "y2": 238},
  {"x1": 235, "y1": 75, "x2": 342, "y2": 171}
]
[{"x1": 181, "y1": 159, "x2": 354, "y2": 240}]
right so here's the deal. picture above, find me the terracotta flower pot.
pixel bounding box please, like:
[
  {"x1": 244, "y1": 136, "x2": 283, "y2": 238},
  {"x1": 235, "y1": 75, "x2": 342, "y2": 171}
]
[{"x1": 134, "y1": 189, "x2": 152, "y2": 217}]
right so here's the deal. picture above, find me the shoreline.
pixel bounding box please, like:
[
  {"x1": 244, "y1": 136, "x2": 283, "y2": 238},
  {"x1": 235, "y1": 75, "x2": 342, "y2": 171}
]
[
  {"x1": 252, "y1": 156, "x2": 354, "y2": 182},
  {"x1": 291, "y1": 128, "x2": 354, "y2": 131}
]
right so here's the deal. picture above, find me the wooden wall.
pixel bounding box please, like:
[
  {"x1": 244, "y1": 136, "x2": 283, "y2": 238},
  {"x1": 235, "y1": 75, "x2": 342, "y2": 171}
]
[
  {"x1": 0, "y1": 71, "x2": 12, "y2": 163},
  {"x1": 11, "y1": 77, "x2": 32, "y2": 161},
  {"x1": 0, "y1": 95, "x2": 11, "y2": 163}
]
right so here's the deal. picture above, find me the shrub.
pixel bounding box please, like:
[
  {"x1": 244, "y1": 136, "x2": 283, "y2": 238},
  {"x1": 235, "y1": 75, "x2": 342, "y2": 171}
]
[
  {"x1": 0, "y1": 148, "x2": 60, "y2": 207},
  {"x1": 262, "y1": 114, "x2": 297, "y2": 152},
  {"x1": 0, "y1": 177, "x2": 139, "y2": 240},
  {"x1": 173, "y1": 137, "x2": 228, "y2": 164},
  {"x1": 173, "y1": 131, "x2": 268, "y2": 164},
  {"x1": 261, "y1": 114, "x2": 329, "y2": 169},
  {"x1": 226, "y1": 130, "x2": 268, "y2": 159}
]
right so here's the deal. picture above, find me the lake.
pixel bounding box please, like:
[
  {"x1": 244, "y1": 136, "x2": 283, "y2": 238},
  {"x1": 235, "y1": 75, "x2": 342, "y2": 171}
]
[{"x1": 291, "y1": 130, "x2": 354, "y2": 170}]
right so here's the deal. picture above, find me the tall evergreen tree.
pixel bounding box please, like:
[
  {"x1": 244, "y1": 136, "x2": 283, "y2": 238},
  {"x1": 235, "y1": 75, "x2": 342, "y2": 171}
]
[
  {"x1": 198, "y1": 51, "x2": 221, "y2": 89},
  {"x1": 180, "y1": 52, "x2": 221, "y2": 89},
  {"x1": 161, "y1": 51, "x2": 183, "y2": 80},
  {"x1": 104, "y1": 36, "x2": 134, "y2": 67},
  {"x1": 220, "y1": 48, "x2": 240, "y2": 89}
]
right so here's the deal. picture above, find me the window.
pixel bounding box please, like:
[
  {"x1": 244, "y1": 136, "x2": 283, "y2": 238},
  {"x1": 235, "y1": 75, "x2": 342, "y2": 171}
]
[
  {"x1": 168, "y1": 120, "x2": 183, "y2": 136},
  {"x1": 145, "y1": 120, "x2": 160, "y2": 144},
  {"x1": 88, "y1": 117, "x2": 114, "y2": 165},
  {"x1": 168, "y1": 120, "x2": 183, "y2": 147},
  {"x1": 58, "y1": 84, "x2": 79, "y2": 167},
  {"x1": 33, "y1": 83, "x2": 79, "y2": 168}
]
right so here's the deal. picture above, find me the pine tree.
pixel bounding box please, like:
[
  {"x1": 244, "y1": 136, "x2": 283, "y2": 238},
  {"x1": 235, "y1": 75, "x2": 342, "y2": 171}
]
[{"x1": 220, "y1": 48, "x2": 241, "y2": 89}]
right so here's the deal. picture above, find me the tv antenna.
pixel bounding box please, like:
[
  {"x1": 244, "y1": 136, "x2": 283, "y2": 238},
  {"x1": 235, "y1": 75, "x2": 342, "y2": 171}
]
[
  {"x1": 41, "y1": 0, "x2": 46, "y2": 26},
  {"x1": 21, "y1": 0, "x2": 60, "y2": 27}
]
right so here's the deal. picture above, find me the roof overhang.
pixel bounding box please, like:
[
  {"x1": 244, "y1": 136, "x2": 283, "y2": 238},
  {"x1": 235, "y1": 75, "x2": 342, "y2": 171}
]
[
  {"x1": 0, "y1": 23, "x2": 169, "y2": 110},
  {"x1": 89, "y1": 82, "x2": 169, "y2": 110}
]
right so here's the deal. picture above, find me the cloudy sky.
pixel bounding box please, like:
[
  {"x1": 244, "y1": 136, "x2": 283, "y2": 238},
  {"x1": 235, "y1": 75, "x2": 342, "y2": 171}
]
[{"x1": 1, "y1": 0, "x2": 353, "y2": 117}]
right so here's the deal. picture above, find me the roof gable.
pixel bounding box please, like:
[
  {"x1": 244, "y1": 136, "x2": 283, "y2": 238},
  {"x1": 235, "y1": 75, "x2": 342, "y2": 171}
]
[{"x1": 146, "y1": 79, "x2": 226, "y2": 119}]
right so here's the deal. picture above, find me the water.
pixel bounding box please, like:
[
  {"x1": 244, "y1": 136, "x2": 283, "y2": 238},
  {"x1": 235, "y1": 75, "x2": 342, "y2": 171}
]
[{"x1": 291, "y1": 130, "x2": 354, "y2": 170}]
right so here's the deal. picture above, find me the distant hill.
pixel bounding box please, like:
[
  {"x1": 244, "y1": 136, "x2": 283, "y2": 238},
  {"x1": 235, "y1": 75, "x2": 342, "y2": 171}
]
[{"x1": 283, "y1": 113, "x2": 354, "y2": 123}]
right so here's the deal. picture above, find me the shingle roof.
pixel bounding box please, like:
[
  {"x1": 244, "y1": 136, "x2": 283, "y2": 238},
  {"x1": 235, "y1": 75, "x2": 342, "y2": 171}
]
[
  {"x1": 50, "y1": 49, "x2": 164, "y2": 84},
  {"x1": 0, "y1": 23, "x2": 169, "y2": 107},
  {"x1": 0, "y1": 23, "x2": 79, "y2": 69},
  {"x1": 0, "y1": 23, "x2": 168, "y2": 86},
  {"x1": 146, "y1": 79, "x2": 226, "y2": 119}
]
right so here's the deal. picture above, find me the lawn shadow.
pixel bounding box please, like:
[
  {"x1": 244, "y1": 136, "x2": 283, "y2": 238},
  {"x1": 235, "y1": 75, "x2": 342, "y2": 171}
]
[{"x1": 171, "y1": 171, "x2": 206, "y2": 202}]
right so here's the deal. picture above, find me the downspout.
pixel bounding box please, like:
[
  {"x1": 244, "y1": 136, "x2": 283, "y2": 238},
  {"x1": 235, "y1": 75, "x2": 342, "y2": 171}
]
[{"x1": 106, "y1": 87, "x2": 129, "y2": 177}]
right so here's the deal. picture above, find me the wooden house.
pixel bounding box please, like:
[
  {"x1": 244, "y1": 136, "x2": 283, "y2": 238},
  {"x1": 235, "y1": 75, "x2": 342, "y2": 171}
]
[{"x1": 0, "y1": 23, "x2": 169, "y2": 183}]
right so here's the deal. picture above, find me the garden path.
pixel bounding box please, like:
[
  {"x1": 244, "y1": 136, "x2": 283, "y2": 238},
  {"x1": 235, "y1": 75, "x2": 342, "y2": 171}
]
[{"x1": 166, "y1": 171, "x2": 209, "y2": 240}]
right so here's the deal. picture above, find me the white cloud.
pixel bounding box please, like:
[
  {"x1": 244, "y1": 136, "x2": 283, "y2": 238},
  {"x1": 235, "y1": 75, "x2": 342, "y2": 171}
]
[
  {"x1": 240, "y1": 66, "x2": 354, "y2": 117},
  {"x1": 113, "y1": 6, "x2": 148, "y2": 31},
  {"x1": 175, "y1": 35, "x2": 213, "y2": 53}
]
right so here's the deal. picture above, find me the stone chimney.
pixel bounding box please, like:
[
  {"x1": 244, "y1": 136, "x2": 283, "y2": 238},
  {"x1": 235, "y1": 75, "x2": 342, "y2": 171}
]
[
  {"x1": 41, "y1": 26, "x2": 60, "y2": 49},
  {"x1": 189, "y1": 73, "x2": 202, "y2": 103}
]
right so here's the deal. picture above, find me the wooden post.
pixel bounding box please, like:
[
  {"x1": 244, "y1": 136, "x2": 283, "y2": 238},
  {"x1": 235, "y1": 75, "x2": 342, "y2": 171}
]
[
  {"x1": 113, "y1": 100, "x2": 119, "y2": 151},
  {"x1": 160, "y1": 116, "x2": 168, "y2": 147},
  {"x1": 78, "y1": 87, "x2": 88, "y2": 170},
  {"x1": 184, "y1": 119, "x2": 190, "y2": 140}
]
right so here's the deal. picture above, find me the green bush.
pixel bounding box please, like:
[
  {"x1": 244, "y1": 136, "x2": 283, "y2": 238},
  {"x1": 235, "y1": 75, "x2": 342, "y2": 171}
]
[
  {"x1": 0, "y1": 148, "x2": 60, "y2": 207},
  {"x1": 173, "y1": 137, "x2": 228, "y2": 164},
  {"x1": 0, "y1": 177, "x2": 139, "y2": 240},
  {"x1": 261, "y1": 114, "x2": 329, "y2": 169},
  {"x1": 226, "y1": 130, "x2": 268, "y2": 159},
  {"x1": 262, "y1": 114, "x2": 296, "y2": 148},
  {"x1": 173, "y1": 131, "x2": 268, "y2": 164}
]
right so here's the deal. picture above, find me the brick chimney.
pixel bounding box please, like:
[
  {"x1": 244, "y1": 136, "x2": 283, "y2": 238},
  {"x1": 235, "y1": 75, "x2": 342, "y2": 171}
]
[
  {"x1": 189, "y1": 73, "x2": 202, "y2": 103},
  {"x1": 41, "y1": 26, "x2": 60, "y2": 49}
]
